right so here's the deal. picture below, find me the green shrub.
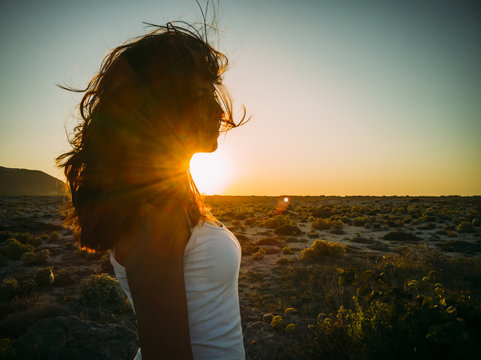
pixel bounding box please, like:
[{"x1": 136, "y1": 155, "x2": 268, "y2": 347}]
[
  {"x1": 457, "y1": 221, "x2": 475, "y2": 233},
  {"x1": 271, "y1": 315, "x2": 283, "y2": 329},
  {"x1": 308, "y1": 270, "x2": 481, "y2": 360},
  {"x1": 48, "y1": 231, "x2": 61, "y2": 242},
  {"x1": 330, "y1": 221, "x2": 345, "y2": 234},
  {"x1": 253, "y1": 248, "x2": 266, "y2": 261},
  {"x1": 300, "y1": 240, "x2": 346, "y2": 262},
  {"x1": 282, "y1": 246, "x2": 294, "y2": 255},
  {"x1": 241, "y1": 243, "x2": 259, "y2": 256},
  {"x1": 311, "y1": 205, "x2": 336, "y2": 218},
  {"x1": 1, "y1": 239, "x2": 34, "y2": 260},
  {"x1": 352, "y1": 216, "x2": 369, "y2": 227},
  {"x1": 285, "y1": 323, "x2": 296, "y2": 334},
  {"x1": 0, "y1": 278, "x2": 19, "y2": 300},
  {"x1": 11, "y1": 232, "x2": 34, "y2": 245},
  {"x1": 311, "y1": 218, "x2": 332, "y2": 230},
  {"x1": 231, "y1": 219, "x2": 242, "y2": 228},
  {"x1": 79, "y1": 273, "x2": 126, "y2": 309},
  {"x1": 15, "y1": 232, "x2": 42, "y2": 247},
  {"x1": 274, "y1": 224, "x2": 301, "y2": 236},
  {"x1": 284, "y1": 307, "x2": 297, "y2": 314},
  {"x1": 34, "y1": 267, "x2": 54, "y2": 287},
  {"x1": 54, "y1": 268, "x2": 76, "y2": 286},
  {"x1": 20, "y1": 279, "x2": 37, "y2": 295},
  {"x1": 262, "y1": 216, "x2": 289, "y2": 229},
  {"x1": 20, "y1": 249, "x2": 50, "y2": 266}
]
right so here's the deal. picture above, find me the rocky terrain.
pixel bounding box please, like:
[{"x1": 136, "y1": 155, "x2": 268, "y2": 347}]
[{"x1": 1, "y1": 195, "x2": 480, "y2": 359}]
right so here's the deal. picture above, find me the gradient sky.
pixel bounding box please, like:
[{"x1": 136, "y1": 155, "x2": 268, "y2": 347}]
[{"x1": 1, "y1": 0, "x2": 480, "y2": 196}]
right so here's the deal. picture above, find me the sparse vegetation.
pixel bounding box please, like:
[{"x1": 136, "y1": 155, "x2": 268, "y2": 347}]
[
  {"x1": 34, "y1": 267, "x2": 54, "y2": 287},
  {"x1": 1, "y1": 238, "x2": 34, "y2": 260},
  {"x1": 301, "y1": 240, "x2": 346, "y2": 262},
  {"x1": 20, "y1": 249, "x2": 50, "y2": 266},
  {"x1": 1, "y1": 195, "x2": 481, "y2": 359},
  {"x1": 282, "y1": 246, "x2": 294, "y2": 255},
  {"x1": 79, "y1": 273, "x2": 126, "y2": 310},
  {"x1": 253, "y1": 248, "x2": 266, "y2": 261},
  {"x1": 275, "y1": 224, "x2": 302, "y2": 236},
  {"x1": 0, "y1": 278, "x2": 19, "y2": 301}
]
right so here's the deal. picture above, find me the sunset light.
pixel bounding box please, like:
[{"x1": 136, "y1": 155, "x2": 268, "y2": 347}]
[
  {"x1": 1, "y1": 0, "x2": 480, "y2": 196},
  {"x1": 1, "y1": 1, "x2": 481, "y2": 358},
  {"x1": 190, "y1": 151, "x2": 232, "y2": 195}
]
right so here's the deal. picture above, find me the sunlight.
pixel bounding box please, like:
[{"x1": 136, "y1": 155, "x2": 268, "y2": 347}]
[{"x1": 190, "y1": 151, "x2": 232, "y2": 195}]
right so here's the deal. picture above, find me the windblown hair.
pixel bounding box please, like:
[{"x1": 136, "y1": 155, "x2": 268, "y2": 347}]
[{"x1": 57, "y1": 23, "x2": 246, "y2": 251}]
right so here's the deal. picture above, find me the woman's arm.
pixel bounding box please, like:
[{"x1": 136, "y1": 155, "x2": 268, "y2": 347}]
[{"x1": 122, "y1": 201, "x2": 193, "y2": 359}]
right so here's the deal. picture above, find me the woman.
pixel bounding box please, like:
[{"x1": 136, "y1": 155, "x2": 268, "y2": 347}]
[{"x1": 57, "y1": 23, "x2": 247, "y2": 359}]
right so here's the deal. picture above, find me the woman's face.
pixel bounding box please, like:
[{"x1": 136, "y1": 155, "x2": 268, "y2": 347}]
[{"x1": 186, "y1": 78, "x2": 223, "y2": 153}]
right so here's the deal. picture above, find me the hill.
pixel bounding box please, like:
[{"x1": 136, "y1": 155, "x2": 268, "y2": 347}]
[{"x1": 0, "y1": 166, "x2": 65, "y2": 196}]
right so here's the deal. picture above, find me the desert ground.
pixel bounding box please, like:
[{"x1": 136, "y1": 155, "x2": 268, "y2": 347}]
[{"x1": 1, "y1": 195, "x2": 480, "y2": 359}]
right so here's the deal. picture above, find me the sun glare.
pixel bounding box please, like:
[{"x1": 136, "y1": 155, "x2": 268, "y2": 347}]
[{"x1": 190, "y1": 151, "x2": 232, "y2": 195}]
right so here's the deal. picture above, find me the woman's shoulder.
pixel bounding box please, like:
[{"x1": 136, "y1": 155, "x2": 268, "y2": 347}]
[{"x1": 187, "y1": 218, "x2": 238, "y2": 251}]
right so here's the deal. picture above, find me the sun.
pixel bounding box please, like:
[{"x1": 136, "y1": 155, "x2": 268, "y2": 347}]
[{"x1": 190, "y1": 151, "x2": 232, "y2": 195}]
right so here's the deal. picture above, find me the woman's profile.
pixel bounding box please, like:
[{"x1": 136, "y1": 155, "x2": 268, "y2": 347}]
[{"x1": 57, "y1": 22, "x2": 247, "y2": 359}]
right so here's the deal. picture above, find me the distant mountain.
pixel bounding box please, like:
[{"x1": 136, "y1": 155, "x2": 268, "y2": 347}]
[{"x1": 0, "y1": 166, "x2": 65, "y2": 196}]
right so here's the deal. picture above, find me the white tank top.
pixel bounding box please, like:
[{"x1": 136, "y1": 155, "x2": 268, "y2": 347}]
[{"x1": 109, "y1": 220, "x2": 245, "y2": 360}]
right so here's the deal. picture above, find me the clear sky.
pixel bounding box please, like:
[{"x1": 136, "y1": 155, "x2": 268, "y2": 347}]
[{"x1": 1, "y1": 0, "x2": 480, "y2": 196}]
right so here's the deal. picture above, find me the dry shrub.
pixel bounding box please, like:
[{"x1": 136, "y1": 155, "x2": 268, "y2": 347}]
[
  {"x1": 311, "y1": 218, "x2": 332, "y2": 230},
  {"x1": 241, "y1": 243, "x2": 259, "y2": 256},
  {"x1": 79, "y1": 273, "x2": 126, "y2": 310},
  {"x1": 301, "y1": 240, "x2": 346, "y2": 262},
  {"x1": 1, "y1": 239, "x2": 34, "y2": 260},
  {"x1": 21, "y1": 249, "x2": 50, "y2": 266},
  {"x1": 274, "y1": 224, "x2": 301, "y2": 236},
  {"x1": 253, "y1": 248, "x2": 266, "y2": 261}
]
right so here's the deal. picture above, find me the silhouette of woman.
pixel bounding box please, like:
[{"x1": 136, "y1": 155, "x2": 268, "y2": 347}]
[{"x1": 57, "y1": 23, "x2": 247, "y2": 359}]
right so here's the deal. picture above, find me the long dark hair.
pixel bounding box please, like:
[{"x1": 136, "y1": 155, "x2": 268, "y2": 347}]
[{"x1": 57, "y1": 23, "x2": 247, "y2": 251}]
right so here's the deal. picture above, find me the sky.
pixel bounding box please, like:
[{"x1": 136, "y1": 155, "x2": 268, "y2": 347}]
[{"x1": 0, "y1": 0, "x2": 480, "y2": 196}]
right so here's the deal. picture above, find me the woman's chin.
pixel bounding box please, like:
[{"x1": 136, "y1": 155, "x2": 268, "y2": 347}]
[
  {"x1": 196, "y1": 139, "x2": 218, "y2": 153},
  {"x1": 206, "y1": 141, "x2": 218, "y2": 153}
]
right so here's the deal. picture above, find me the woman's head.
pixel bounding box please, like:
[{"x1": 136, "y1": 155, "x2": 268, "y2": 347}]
[
  {"x1": 84, "y1": 25, "x2": 232, "y2": 157},
  {"x1": 58, "y1": 23, "x2": 246, "y2": 251}
]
